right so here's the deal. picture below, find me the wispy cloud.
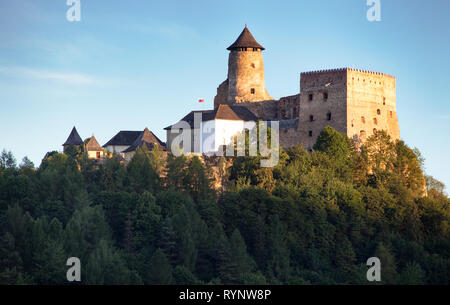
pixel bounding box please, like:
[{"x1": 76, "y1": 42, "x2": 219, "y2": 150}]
[{"x1": 0, "y1": 66, "x2": 100, "y2": 85}]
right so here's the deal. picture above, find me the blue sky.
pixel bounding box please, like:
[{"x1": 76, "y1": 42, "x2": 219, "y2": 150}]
[{"x1": 0, "y1": 0, "x2": 449, "y2": 190}]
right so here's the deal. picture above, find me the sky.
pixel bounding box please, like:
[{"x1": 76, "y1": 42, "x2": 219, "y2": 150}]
[{"x1": 0, "y1": 0, "x2": 449, "y2": 191}]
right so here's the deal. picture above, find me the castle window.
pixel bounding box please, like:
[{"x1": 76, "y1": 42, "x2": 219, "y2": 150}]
[
  {"x1": 390, "y1": 111, "x2": 393, "y2": 118},
  {"x1": 323, "y1": 92, "x2": 328, "y2": 100},
  {"x1": 251, "y1": 88, "x2": 255, "y2": 94},
  {"x1": 377, "y1": 109, "x2": 381, "y2": 115},
  {"x1": 361, "y1": 116, "x2": 365, "y2": 124},
  {"x1": 327, "y1": 112, "x2": 332, "y2": 121},
  {"x1": 383, "y1": 97, "x2": 386, "y2": 105},
  {"x1": 373, "y1": 128, "x2": 377, "y2": 134},
  {"x1": 308, "y1": 130, "x2": 313, "y2": 137},
  {"x1": 360, "y1": 130, "x2": 366, "y2": 139},
  {"x1": 308, "y1": 94, "x2": 313, "y2": 101},
  {"x1": 373, "y1": 118, "x2": 377, "y2": 125},
  {"x1": 309, "y1": 115, "x2": 314, "y2": 122},
  {"x1": 250, "y1": 63, "x2": 255, "y2": 68}
]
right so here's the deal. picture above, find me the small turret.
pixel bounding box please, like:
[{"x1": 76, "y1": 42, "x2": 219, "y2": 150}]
[{"x1": 62, "y1": 126, "x2": 83, "y2": 152}]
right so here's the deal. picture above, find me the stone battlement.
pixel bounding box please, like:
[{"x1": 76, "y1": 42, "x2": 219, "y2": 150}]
[{"x1": 300, "y1": 67, "x2": 394, "y2": 78}]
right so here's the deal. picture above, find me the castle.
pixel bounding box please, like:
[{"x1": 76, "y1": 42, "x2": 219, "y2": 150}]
[
  {"x1": 64, "y1": 26, "x2": 400, "y2": 160},
  {"x1": 166, "y1": 25, "x2": 400, "y2": 153}
]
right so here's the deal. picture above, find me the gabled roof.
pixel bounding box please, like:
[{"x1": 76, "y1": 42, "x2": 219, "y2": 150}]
[
  {"x1": 63, "y1": 127, "x2": 83, "y2": 146},
  {"x1": 164, "y1": 105, "x2": 258, "y2": 130},
  {"x1": 103, "y1": 131, "x2": 142, "y2": 147},
  {"x1": 122, "y1": 128, "x2": 164, "y2": 153},
  {"x1": 227, "y1": 26, "x2": 265, "y2": 51},
  {"x1": 215, "y1": 104, "x2": 258, "y2": 121},
  {"x1": 86, "y1": 135, "x2": 103, "y2": 151}
]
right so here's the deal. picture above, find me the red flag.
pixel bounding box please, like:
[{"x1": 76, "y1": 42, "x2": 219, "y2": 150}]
[{"x1": 198, "y1": 98, "x2": 204, "y2": 103}]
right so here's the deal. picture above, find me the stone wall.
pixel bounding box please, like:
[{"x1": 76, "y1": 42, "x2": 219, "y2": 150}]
[
  {"x1": 277, "y1": 94, "x2": 300, "y2": 119},
  {"x1": 214, "y1": 80, "x2": 229, "y2": 108},
  {"x1": 227, "y1": 49, "x2": 273, "y2": 104},
  {"x1": 296, "y1": 69, "x2": 348, "y2": 150},
  {"x1": 346, "y1": 69, "x2": 399, "y2": 142},
  {"x1": 235, "y1": 99, "x2": 278, "y2": 120}
]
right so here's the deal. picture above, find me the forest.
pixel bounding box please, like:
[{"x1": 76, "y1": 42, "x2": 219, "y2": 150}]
[{"x1": 0, "y1": 127, "x2": 448, "y2": 285}]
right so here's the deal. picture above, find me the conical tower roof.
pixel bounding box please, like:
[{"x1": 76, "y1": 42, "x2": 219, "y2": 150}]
[
  {"x1": 122, "y1": 128, "x2": 164, "y2": 153},
  {"x1": 85, "y1": 135, "x2": 102, "y2": 151},
  {"x1": 63, "y1": 127, "x2": 83, "y2": 146},
  {"x1": 227, "y1": 26, "x2": 265, "y2": 50}
]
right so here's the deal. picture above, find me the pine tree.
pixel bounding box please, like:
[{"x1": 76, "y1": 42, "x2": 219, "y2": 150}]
[
  {"x1": 374, "y1": 242, "x2": 398, "y2": 284},
  {"x1": 147, "y1": 248, "x2": 173, "y2": 284},
  {"x1": 228, "y1": 229, "x2": 255, "y2": 283},
  {"x1": 267, "y1": 215, "x2": 290, "y2": 283},
  {"x1": 123, "y1": 213, "x2": 136, "y2": 253}
]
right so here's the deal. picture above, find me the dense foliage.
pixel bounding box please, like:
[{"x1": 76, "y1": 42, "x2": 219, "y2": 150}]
[{"x1": 0, "y1": 127, "x2": 448, "y2": 284}]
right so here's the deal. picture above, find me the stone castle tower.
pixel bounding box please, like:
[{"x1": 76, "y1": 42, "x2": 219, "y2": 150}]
[
  {"x1": 214, "y1": 26, "x2": 273, "y2": 107},
  {"x1": 293, "y1": 68, "x2": 400, "y2": 150}
]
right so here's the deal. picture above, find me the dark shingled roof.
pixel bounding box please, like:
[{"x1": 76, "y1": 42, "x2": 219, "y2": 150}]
[
  {"x1": 103, "y1": 131, "x2": 142, "y2": 147},
  {"x1": 215, "y1": 104, "x2": 258, "y2": 121},
  {"x1": 86, "y1": 135, "x2": 103, "y2": 151},
  {"x1": 227, "y1": 26, "x2": 265, "y2": 51},
  {"x1": 63, "y1": 127, "x2": 83, "y2": 146},
  {"x1": 122, "y1": 128, "x2": 164, "y2": 153},
  {"x1": 164, "y1": 105, "x2": 259, "y2": 130}
]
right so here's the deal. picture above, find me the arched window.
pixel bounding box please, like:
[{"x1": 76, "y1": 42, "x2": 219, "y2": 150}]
[
  {"x1": 309, "y1": 115, "x2": 314, "y2": 122},
  {"x1": 327, "y1": 112, "x2": 332, "y2": 121},
  {"x1": 251, "y1": 88, "x2": 255, "y2": 94},
  {"x1": 373, "y1": 118, "x2": 377, "y2": 125},
  {"x1": 377, "y1": 109, "x2": 381, "y2": 115},
  {"x1": 361, "y1": 116, "x2": 365, "y2": 124},
  {"x1": 373, "y1": 128, "x2": 377, "y2": 134}
]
